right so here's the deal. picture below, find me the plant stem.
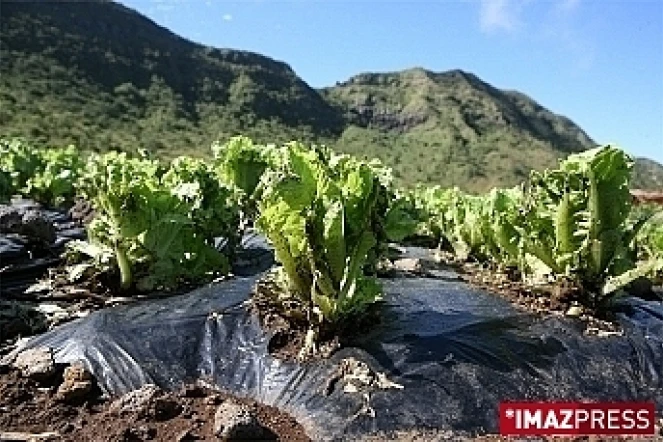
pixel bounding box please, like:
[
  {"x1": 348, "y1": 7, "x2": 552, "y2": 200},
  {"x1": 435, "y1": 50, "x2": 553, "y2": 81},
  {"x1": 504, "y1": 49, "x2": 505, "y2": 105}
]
[{"x1": 115, "y1": 243, "x2": 132, "y2": 290}]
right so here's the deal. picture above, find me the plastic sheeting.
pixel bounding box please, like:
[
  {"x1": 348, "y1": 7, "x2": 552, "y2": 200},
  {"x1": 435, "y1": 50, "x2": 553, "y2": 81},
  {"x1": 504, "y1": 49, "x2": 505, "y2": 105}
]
[
  {"x1": 6, "y1": 259, "x2": 663, "y2": 440},
  {"x1": 0, "y1": 202, "x2": 268, "y2": 297},
  {"x1": 1, "y1": 201, "x2": 85, "y2": 297}
]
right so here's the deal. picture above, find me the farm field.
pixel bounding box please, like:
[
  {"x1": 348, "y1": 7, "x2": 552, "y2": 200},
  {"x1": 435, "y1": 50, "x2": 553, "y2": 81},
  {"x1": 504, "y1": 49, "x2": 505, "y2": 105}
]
[
  {"x1": 1, "y1": 137, "x2": 663, "y2": 440},
  {"x1": 2, "y1": 0, "x2": 662, "y2": 439}
]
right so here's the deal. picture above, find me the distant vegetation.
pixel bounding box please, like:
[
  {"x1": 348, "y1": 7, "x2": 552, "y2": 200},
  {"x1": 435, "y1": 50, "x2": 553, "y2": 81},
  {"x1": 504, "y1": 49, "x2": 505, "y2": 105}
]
[
  {"x1": 1, "y1": 0, "x2": 661, "y2": 191},
  {"x1": 632, "y1": 158, "x2": 663, "y2": 190},
  {"x1": 323, "y1": 69, "x2": 595, "y2": 190},
  {"x1": 0, "y1": 0, "x2": 342, "y2": 158}
]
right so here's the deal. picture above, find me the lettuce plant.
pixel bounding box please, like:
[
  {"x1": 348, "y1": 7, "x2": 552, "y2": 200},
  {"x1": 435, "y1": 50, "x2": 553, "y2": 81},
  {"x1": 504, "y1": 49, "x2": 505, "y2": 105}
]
[
  {"x1": 382, "y1": 189, "x2": 425, "y2": 245},
  {"x1": 408, "y1": 145, "x2": 655, "y2": 307},
  {"x1": 446, "y1": 191, "x2": 489, "y2": 261},
  {"x1": 482, "y1": 187, "x2": 525, "y2": 267},
  {"x1": 0, "y1": 139, "x2": 84, "y2": 206},
  {"x1": 212, "y1": 136, "x2": 275, "y2": 198},
  {"x1": 520, "y1": 145, "x2": 649, "y2": 303},
  {"x1": 410, "y1": 185, "x2": 521, "y2": 264},
  {"x1": 409, "y1": 185, "x2": 455, "y2": 249},
  {"x1": 255, "y1": 142, "x2": 394, "y2": 356},
  {"x1": 0, "y1": 139, "x2": 41, "y2": 196},
  {"x1": 73, "y1": 152, "x2": 240, "y2": 291},
  {"x1": 212, "y1": 136, "x2": 277, "y2": 226},
  {"x1": 633, "y1": 208, "x2": 663, "y2": 285},
  {"x1": 25, "y1": 145, "x2": 85, "y2": 206},
  {"x1": 636, "y1": 206, "x2": 663, "y2": 259}
]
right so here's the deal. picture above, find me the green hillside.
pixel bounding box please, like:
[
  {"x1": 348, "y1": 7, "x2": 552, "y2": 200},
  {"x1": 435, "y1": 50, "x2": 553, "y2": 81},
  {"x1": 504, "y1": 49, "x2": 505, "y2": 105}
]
[
  {"x1": 323, "y1": 68, "x2": 597, "y2": 190},
  {"x1": 1, "y1": 0, "x2": 661, "y2": 191},
  {"x1": 632, "y1": 158, "x2": 663, "y2": 190},
  {"x1": 0, "y1": 0, "x2": 343, "y2": 158}
]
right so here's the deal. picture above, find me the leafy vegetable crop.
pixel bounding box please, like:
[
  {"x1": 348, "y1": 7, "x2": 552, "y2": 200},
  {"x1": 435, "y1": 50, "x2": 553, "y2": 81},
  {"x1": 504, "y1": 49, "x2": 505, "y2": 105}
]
[
  {"x1": 254, "y1": 142, "x2": 400, "y2": 356},
  {"x1": 635, "y1": 207, "x2": 663, "y2": 285},
  {"x1": 521, "y1": 146, "x2": 649, "y2": 303},
  {"x1": 72, "y1": 152, "x2": 240, "y2": 291},
  {"x1": 0, "y1": 139, "x2": 84, "y2": 206},
  {"x1": 1, "y1": 135, "x2": 660, "y2": 317},
  {"x1": 212, "y1": 136, "x2": 275, "y2": 201},
  {"x1": 412, "y1": 145, "x2": 658, "y2": 307}
]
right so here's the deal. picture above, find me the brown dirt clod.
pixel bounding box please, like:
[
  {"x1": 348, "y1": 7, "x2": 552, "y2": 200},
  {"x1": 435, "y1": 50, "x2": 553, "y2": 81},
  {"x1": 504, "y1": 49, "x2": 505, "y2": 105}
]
[{"x1": 0, "y1": 367, "x2": 310, "y2": 441}]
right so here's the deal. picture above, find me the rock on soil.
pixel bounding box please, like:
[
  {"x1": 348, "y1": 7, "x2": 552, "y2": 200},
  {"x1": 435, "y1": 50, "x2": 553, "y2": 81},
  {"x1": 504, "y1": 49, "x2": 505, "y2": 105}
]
[
  {"x1": 391, "y1": 257, "x2": 425, "y2": 274},
  {"x1": 10, "y1": 347, "x2": 56, "y2": 383},
  {"x1": 68, "y1": 198, "x2": 96, "y2": 225},
  {"x1": 0, "y1": 431, "x2": 60, "y2": 441},
  {"x1": 20, "y1": 210, "x2": 57, "y2": 244},
  {"x1": 55, "y1": 363, "x2": 93, "y2": 403},
  {"x1": 0, "y1": 206, "x2": 22, "y2": 231},
  {"x1": 213, "y1": 399, "x2": 273, "y2": 440},
  {"x1": 109, "y1": 384, "x2": 181, "y2": 421},
  {"x1": 0, "y1": 206, "x2": 57, "y2": 244}
]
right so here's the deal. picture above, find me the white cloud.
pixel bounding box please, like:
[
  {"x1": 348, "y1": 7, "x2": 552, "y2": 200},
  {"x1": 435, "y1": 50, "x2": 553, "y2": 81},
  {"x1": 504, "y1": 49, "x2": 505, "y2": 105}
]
[
  {"x1": 478, "y1": 0, "x2": 582, "y2": 34},
  {"x1": 149, "y1": 0, "x2": 184, "y2": 12},
  {"x1": 557, "y1": 0, "x2": 580, "y2": 13},
  {"x1": 147, "y1": 0, "x2": 186, "y2": 24},
  {"x1": 477, "y1": 0, "x2": 594, "y2": 71},
  {"x1": 479, "y1": 0, "x2": 523, "y2": 34},
  {"x1": 543, "y1": 0, "x2": 596, "y2": 71},
  {"x1": 222, "y1": 13, "x2": 233, "y2": 21}
]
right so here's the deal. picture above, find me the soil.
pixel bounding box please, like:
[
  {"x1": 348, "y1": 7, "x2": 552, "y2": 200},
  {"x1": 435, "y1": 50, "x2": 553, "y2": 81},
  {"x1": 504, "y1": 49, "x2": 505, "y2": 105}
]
[
  {"x1": 631, "y1": 190, "x2": 663, "y2": 206},
  {"x1": 0, "y1": 365, "x2": 310, "y2": 441},
  {"x1": 250, "y1": 272, "x2": 382, "y2": 362}
]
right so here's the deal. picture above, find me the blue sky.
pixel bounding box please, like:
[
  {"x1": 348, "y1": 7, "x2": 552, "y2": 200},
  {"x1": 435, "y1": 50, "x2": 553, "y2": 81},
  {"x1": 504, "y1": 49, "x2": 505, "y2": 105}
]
[{"x1": 121, "y1": 0, "x2": 663, "y2": 163}]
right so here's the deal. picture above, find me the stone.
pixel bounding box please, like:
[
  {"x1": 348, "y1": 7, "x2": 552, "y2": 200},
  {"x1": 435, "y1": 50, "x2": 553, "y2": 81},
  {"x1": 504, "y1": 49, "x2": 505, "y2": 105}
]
[
  {"x1": 110, "y1": 384, "x2": 162, "y2": 415},
  {"x1": 55, "y1": 363, "x2": 93, "y2": 403},
  {"x1": 110, "y1": 384, "x2": 180, "y2": 421},
  {"x1": 0, "y1": 431, "x2": 60, "y2": 441},
  {"x1": 20, "y1": 210, "x2": 57, "y2": 244},
  {"x1": 12, "y1": 347, "x2": 56, "y2": 383},
  {"x1": 60, "y1": 422, "x2": 75, "y2": 434},
  {"x1": 182, "y1": 384, "x2": 206, "y2": 398},
  {"x1": 205, "y1": 394, "x2": 223, "y2": 405},
  {"x1": 213, "y1": 400, "x2": 269, "y2": 440},
  {"x1": 565, "y1": 305, "x2": 584, "y2": 317},
  {"x1": 122, "y1": 426, "x2": 157, "y2": 440},
  {"x1": 0, "y1": 206, "x2": 22, "y2": 232},
  {"x1": 392, "y1": 258, "x2": 424, "y2": 274},
  {"x1": 68, "y1": 198, "x2": 96, "y2": 225},
  {"x1": 175, "y1": 428, "x2": 195, "y2": 442}
]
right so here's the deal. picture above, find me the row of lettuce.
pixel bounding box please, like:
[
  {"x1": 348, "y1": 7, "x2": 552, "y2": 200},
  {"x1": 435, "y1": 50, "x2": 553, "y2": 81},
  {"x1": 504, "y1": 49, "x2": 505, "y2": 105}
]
[
  {"x1": 1, "y1": 138, "x2": 663, "y2": 339},
  {"x1": 404, "y1": 146, "x2": 663, "y2": 306},
  {"x1": 0, "y1": 138, "x2": 413, "y2": 317}
]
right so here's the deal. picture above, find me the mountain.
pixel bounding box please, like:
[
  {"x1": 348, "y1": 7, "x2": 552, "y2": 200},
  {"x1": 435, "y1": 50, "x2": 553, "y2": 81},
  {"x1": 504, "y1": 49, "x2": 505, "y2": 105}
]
[
  {"x1": 633, "y1": 158, "x2": 663, "y2": 191},
  {"x1": 1, "y1": 0, "x2": 661, "y2": 191},
  {"x1": 322, "y1": 68, "x2": 597, "y2": 190},
  {"x1": 0, "y1": 0, "x2": 343, "y2": 157}
]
